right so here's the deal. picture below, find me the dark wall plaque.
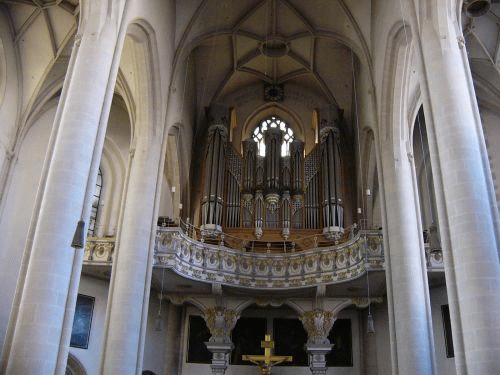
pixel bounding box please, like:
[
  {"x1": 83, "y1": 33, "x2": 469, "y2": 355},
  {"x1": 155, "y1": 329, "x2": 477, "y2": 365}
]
[{"x1": 70, "y1": 294, "x2": 95, "y2": 349}]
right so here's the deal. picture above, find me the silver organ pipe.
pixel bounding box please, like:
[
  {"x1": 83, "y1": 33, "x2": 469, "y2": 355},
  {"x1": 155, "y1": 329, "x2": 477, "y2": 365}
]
[
  {"x1": 198, "y1": 109, "x2": 347, "y2": 242},
  {"x1": 201, "y1": 124, "x2": 227, "y2": 235},
  {"x1": 320, "y1": 125, "x2": 344, "y2": 240},
  {"x1": 265, "y1": 128, "x2": 283, "y2": 192},
  {"x1": 200, "y1": 106, "x2": 229, "y2": 236},
  {"x1": 255, "y1": 190, "x2": 264, "y2": 239},
  {"x1": 243, "y1": 140, "x2": 256, "y2": 192}
]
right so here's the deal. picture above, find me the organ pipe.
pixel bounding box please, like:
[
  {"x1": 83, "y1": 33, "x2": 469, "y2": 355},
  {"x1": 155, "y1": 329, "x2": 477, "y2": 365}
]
[
  {"x1": 320, "y1": 126, "x2": 344, "y2": 239},
  {"x1": 200, "y1": 106, "x2": 229, "y2": 236}
]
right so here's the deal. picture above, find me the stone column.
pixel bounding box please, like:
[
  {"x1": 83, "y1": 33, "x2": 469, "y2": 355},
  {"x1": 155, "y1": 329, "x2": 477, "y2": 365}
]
[
  {"x1": 100, "y1": 132, "x2": 163, "y2": 374},
  {"x1": 203, "y1": 307, "x2": 239, "y2": 375},
  {"x1": 300, "y1": 310, "x2": 335, "y2": 375},
  {"x1": 380, "y1": 143, "x2": 436, "y2": 374},
  {"x1": 411, "y1": 1, "x2": 500, "y2": 373},
  {"x1": 0, "y1": 1, "x2": 126, "y2": 374}
]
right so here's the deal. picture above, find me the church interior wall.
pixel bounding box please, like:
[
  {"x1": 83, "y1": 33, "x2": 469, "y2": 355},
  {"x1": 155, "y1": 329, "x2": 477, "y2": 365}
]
[
  {"x1": 70, "y1": 276, "x2": 110, "y2": 375},
  {"x1": 429, "y1": 285, "x2": 456, "y2": 375},
  {"x1": 1, "y1": 1, "x2": 499, "y2": 374},
  {"x1": 0, "y1": 103, "x2": 55, "y2": 350},
  {"x1": 179, "y1": 305, "x2": 362, "y2": 375},
  {"x1": 141, "y1": 292, "x2": 171, "y2": 375},
  {"x1": 370, "y1": 301, "x2": 391, "y2": 375},
  {"x1": 0, "y1": 7, "x2": 20, "y2": 170}
]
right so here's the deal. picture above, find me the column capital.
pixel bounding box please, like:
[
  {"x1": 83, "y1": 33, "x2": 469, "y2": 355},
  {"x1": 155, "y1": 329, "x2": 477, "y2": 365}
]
[
  {"x1": 203, "y1": 307, "x2": 239, "y2": 344},
  {"x1": 300, "y1": 309, "x2": 336, "y2": 345}
]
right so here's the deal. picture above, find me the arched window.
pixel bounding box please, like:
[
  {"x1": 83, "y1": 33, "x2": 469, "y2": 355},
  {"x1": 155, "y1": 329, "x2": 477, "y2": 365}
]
[
  {"x1": 87, "y1": 168, "x2": 102, "y2": 237},
  {"x1": 252, "y1": 116, "x2": 294, "y2": 157}
]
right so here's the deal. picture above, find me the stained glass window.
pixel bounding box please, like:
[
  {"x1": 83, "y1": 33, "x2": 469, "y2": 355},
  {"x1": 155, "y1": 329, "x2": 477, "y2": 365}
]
[{"x1": 252, "y1": 116, "x2": 294, "y2": 157}]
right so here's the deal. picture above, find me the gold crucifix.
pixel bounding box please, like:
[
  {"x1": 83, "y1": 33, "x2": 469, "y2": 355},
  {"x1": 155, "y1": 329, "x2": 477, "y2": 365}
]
[{"x1": 242, "y1": 334, "x2": 293, "y2": 375}]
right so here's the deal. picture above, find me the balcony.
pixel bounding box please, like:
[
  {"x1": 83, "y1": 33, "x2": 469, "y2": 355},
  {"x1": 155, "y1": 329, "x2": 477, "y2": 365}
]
[{"x1": 82, "y1": 226, "x2": 444, "y2": 290}]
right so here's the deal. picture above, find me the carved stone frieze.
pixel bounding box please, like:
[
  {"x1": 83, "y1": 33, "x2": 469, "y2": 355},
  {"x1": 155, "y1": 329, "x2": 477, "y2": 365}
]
[{"x1": 83, "y1": 237, "x2": 115, "y2": 263}]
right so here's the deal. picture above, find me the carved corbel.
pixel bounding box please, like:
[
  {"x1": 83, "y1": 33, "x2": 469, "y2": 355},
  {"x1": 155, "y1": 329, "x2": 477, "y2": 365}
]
[
  {"x1": 300, "y1": 309, "x2": 336, "y2": 345},
  {"x1": 203, "y1": 307, "x2": 239, "y2": 344}
]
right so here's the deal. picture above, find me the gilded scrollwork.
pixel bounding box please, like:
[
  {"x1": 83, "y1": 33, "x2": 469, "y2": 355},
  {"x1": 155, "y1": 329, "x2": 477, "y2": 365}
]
[
  {"x1": 204, "y1": 307, "x2": 239, "y2": 344},
  {"x1": 300, "y1": 310, "x2": 336, "y2": 345}
]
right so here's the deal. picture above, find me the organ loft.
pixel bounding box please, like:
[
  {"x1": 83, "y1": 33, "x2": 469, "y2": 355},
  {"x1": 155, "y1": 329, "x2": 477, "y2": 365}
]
[{"x1": 198, "y1": 105, "x2": 352, "y2": 251}]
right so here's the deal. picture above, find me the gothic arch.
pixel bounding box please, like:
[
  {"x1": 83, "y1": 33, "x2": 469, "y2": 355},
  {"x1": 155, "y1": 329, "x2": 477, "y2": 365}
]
[
  {"x1": 242, "y1": 103, "x2": 305, "y2": 143},
  {"x1": 123, "y1": 21, "x2": 162, "y2": 143},
  {"x1": 66, "y1": 353, "x2": 86, "y2": 375},
  {"x1": 98, "y1": 134, "x2": 128, "y2": 236}
]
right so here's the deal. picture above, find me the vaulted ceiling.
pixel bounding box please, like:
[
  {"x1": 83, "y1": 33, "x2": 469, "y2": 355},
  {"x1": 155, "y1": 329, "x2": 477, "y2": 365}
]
[
  {"x1": 465, "y1": 3, "x2": 500, "y2": 112},
  {"x1": 2, "y1": 0, "x2": 500, "y2": 126},
  {"x1": 178, "y1": 0, "x2": 370, "y2": 133},
  {"x1": 0, "y1": 0, "x2": 78, "y2": 110}
]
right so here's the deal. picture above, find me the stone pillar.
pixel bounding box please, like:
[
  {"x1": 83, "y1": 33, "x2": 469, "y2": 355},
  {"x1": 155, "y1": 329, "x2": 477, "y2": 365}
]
[
  {"x1": 0, "y1": 1, "x2": 126, "y2": 374},
  {"x1": 100, "y1": 132, "x2": 163, "y2": 373},
  {"x1": 203, "y1": 307, "x2": 239, "y2": 375},
  {"x1": 412, "y1": 2, "x2": 500, "y2": 373},
  {"x1": 300, "y1": 310, "x2": 335, "y2": 375},
  {"x1": 381, "y1": 141, "x2": 436, "y2": 374}
]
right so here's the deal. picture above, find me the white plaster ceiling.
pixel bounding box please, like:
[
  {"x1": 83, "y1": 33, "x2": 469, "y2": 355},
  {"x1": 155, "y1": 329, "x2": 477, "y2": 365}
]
[{"x1": 0, "y1": 0, "x2": 78, "y2": 109}]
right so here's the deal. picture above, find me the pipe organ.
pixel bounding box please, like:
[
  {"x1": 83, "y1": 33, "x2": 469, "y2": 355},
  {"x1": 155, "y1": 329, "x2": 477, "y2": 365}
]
[{"x1": 199, "y1": 106, "x2": 346, "y2": 242}]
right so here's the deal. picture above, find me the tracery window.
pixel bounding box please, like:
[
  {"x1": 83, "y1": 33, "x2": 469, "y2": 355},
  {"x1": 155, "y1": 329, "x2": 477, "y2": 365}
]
[
  {"x1": 252, "y1": 116, "x2": 294, "y2": 157},
  {"x1": 87, "y1": 168, "x2": 102, "y2": 237}
]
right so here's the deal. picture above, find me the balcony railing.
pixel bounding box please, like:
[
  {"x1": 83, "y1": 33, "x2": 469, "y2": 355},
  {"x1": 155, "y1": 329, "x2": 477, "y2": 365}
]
[
  {"x1": 83, "y1": 227, "x2": 443, "y2": 289},
  {"x1": 154, "y1": 227, "x2": 385, "y2": 289}
]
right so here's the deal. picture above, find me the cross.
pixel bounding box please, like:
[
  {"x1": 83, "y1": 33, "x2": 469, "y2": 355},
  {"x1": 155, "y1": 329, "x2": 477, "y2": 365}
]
[{"x1": 242, "y1": 334, "x2": 293, "y2": 375}]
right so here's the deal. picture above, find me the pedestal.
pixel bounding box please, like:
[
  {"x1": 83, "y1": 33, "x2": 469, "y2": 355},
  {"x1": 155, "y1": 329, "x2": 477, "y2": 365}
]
[
  {"x1": 205, "y1": 342, "x2": 234, "y2": 375},
  {"x1": 306, "y1": 343, "x2": 333, "y2": 375}
]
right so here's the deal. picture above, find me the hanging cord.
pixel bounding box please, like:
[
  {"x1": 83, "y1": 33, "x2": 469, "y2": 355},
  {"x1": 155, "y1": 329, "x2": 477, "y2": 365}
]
[{"x1": 365, "y1": 234, "x2": 375, "y2": 333}]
